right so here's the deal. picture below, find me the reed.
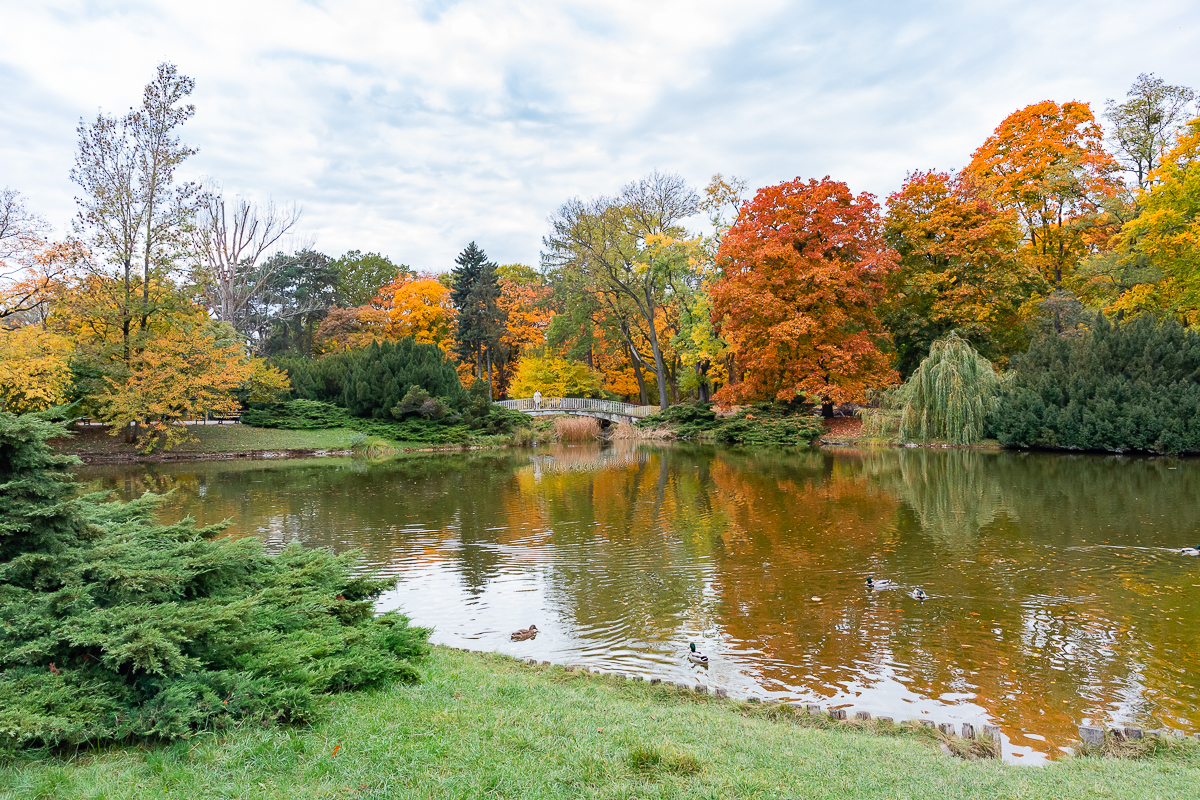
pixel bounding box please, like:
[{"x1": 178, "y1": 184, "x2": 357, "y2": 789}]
[
  {"x1": 554, "y1": 415, "x2": 600, "y2": 441},
  {"x1": 609, "y1": 422, "x2": 673, "y2": 440}
]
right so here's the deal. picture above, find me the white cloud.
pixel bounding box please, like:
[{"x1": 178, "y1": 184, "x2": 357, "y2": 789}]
[{"x1": 1, "y1": 0, "x2": 1197, "y2": 269}]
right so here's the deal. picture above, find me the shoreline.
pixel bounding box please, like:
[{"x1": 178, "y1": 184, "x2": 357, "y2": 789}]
[{"x1": 4, "y1": 646, "x2": 1197, "y2": 799}]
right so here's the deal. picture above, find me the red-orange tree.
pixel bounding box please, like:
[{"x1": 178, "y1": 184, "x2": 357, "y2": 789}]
[{"x1": 711, "y1": 177, "x2": 898, "y2": 414}]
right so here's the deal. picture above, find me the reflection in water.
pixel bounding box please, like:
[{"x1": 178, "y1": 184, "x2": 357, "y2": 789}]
[{"x1": 77, "y1": 444, "x2": 1200, "y2": 762}]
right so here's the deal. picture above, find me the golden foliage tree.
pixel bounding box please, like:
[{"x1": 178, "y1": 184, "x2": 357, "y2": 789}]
[
  {"x1": 0, "y1": 325, "x2": 74, "y2": 412},
  {"x1": 95, "y1": 323, "x2": 257, "y2": 452},
  {"x1": 964, "y1": 100, "x2": 1121, "y2": 286},
  {"x1": 1117, "y1": 117, "x2": 1200, "y2": 322},
  {"x1": 508, "y1": 354, "x2": 604, "y2": 399}
]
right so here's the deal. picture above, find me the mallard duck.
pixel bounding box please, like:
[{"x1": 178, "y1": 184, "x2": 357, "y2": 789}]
[
  {"x1": 688, "y1": 643, "x2": 709, "y2": 665},
  {"x1": 510, "y1": 624, "x2": 539, "y2": 641},
  {"x1": 866, "y1": 576, "x2": 895, "y2": 590},
  {"x1": 910, "y1": 588, "x2": 928, "y2": 600},
  {"x1": 1179, "y1": 546, "x2": 1200, "y2": 556}
]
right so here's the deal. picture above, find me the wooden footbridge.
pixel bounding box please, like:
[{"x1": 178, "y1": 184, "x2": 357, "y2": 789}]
[{"x1": 494, "y1": 397, "x2": 659, "y2": 425}]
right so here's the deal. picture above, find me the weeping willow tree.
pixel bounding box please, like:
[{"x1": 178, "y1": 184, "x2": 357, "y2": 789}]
[{"x1": 895, "y1": 332, "x2": 1002, "y2": 445}]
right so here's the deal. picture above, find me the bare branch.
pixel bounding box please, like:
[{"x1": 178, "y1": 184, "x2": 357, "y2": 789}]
[{"x1": 191, "y1": 193, "x2": 302, "y2": 329}]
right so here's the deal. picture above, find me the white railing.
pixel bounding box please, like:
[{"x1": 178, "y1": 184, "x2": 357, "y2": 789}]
[{"x1": 495, "y1": 397, "x2": 660, "y2": 419}]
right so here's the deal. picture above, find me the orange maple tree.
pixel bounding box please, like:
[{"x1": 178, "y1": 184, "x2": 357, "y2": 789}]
[
  {"x1": 883, "y1": 170, "x2": 1041, "y2": 374},
  {"x1": 710, "y1": 177, "x2": 898, "y2": 413},
  {"x1": 964, "y1": 100, "x2": 1121, "y2": 286}
]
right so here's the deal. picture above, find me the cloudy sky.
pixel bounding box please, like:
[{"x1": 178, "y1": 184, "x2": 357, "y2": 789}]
[{"x1": 2, "y1": 0, "x2": 1197, "y2": 271}]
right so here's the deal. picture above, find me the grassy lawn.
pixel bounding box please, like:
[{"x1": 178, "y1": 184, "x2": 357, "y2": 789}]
[
  {"x1": 3, "y1": 647, "x2": 1197, "y2": 800},
  {"x1": 55, "y1": 425, "x2": 441, "y2": 459}
]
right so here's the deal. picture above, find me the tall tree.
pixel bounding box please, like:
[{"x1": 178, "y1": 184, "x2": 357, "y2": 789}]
[
  {"x1": 0, "y1": 189, "x2": 77, "y2": 321},
  {"x1": 190, "y1": 193, "x2": 301, "y2": 336},
  {"x1": 449, "y1": 242, "x2": 506, "y2": 397},
  {"x1": 1105, "y1": 74, "x2": 1196, "y2": 191},
  {"x1": 883, "y1": 170, "x2": 1040, "y2": 375},
  {"x1": 543, "y1": 172, "x2": 700, "y2": 409},
  {"x1": 964, "y1": 100, "x2": 1120, "y2": 286},
  {"x1": 71, "y1": 63, "x2": 201, "y2": 361},
  {"x1": 710, "y1": 177, "x2": 898, "y2": 416}
]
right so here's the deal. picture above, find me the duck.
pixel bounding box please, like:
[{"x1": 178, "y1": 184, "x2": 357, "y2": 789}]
[
  {"x1": 688, "y1": 643, "x2": 709, "y2": 665},
  {"x1": 910, "y1": 588, "x2": 928, "y2": 601},
  {"x1": 510, "y1": 624, "x2": 539, "y2": 641},
  {"x1": 1180, "y1": 546, "x2": 1200, "y2": 556},
  {"x1": 866, "y1": 576, "x2": 895, "y2": 590}
]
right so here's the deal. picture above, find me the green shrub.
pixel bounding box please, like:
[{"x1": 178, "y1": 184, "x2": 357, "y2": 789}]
[
  {"x1": 991, "y1": 314, "x2": 1200, "y2": 454},
  {"x1": 241, "y1": 398, "x2": 353, "y2": 429},
  {"x1": 638, "y1": 401, "x2": 823, "y2": 448},
  {"x1": 341, "y1": 339, "x2": 467, "y2": 419},
  {"x1": 0, "y1": 412, "x2": 430, "y2": 752}
]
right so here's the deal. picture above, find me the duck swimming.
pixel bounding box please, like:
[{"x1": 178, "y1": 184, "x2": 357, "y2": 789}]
[
  {"x1": 866, "y1": 576, "x2": 895, "y2": 590},
  {"x1": 910, "y1": 588, "x2": 928, "y2": 600},
  {"x1": 688, "y1": 643, "x2": 709, "y2": 665},
  {"x1": 510, "y1": 624, "x2": 539, "y2": 641},
  {"x1": 1180, "y1": 546, "x2": 1200, "y2": 556}
]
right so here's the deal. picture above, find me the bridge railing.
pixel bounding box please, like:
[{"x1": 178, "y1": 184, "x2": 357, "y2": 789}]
[{"x1": 495, "y1": 397, "x2": 659, "y2": 419}]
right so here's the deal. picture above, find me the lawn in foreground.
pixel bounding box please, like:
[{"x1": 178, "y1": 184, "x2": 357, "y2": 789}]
[{"x1": 3, "y1": 647, "x2": 1197, "y2": 800}]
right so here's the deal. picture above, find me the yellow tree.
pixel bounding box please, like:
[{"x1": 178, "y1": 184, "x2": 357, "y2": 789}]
[
  {"x1": 95, "y1": 322, "x2": 257, "y2": 452},
  {"x1": 0, "y1": 325, "x2": 74, "y2": 412},
  {"x1": 1116, "y1": 117, "x2": 1200, "y2": 322},
  {"x1": 965, "y1": 100, "x2": 1121, "y2": 286}
]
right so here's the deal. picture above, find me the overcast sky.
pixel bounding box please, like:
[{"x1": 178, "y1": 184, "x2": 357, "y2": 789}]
[{"x1": 2, "y1": 0, "x2": 1197, "y2": 271}]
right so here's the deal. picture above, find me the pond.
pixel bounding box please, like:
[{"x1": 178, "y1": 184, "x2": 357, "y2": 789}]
[{"x1": 76, "y1": 443, "x2": 1200, "y2": 762}]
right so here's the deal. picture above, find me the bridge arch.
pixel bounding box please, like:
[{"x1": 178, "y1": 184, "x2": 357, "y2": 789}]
[{"x1": 494, "y1": 397, "x2": 659, "y2": 425}]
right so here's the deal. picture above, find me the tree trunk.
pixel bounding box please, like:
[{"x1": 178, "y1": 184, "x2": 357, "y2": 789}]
[
  {"x1": 486, "y1": 348, "x2": 493, "y2": 401},
  {"x1": 821, "y1": 399, "x2": 835, "y2": 419},
  {"x1": 642, "y1": 294, "x2": 670, "y2": 410},
  {"x1": 630, "y1": 346, "x2": 649, "y2": 406}
]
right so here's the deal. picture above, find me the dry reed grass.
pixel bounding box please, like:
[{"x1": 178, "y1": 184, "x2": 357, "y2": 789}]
[
  {"x1": 554, "y1": 416, "x2": 600, "y2": 441},
  {"x1": 610, "y1": 422, "x2": 674, "y2": 440}
]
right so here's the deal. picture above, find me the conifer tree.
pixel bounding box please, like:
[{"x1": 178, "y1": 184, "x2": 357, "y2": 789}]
[{"x1": 449, "y1": 242, "x2": 506, "y2": 398}]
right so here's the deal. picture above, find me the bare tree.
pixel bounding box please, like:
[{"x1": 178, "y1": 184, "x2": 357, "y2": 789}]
[
  {"x1": 71, "y1": 62, "x2": 200, "y2": 359},
  {"x1": 0, "y1": 188, "x2": 72, "y2": 321},
  {"x1": 1105, "y1": 74, "x2": 1196, "y2": 190},
  {"x1": 190, "y1": 193, "x2": 302, "y2": 335}
]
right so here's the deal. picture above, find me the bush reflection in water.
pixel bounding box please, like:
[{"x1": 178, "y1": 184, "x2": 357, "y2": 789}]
[{"x1": 78, "y1": 443, "x2": 1200, "y2": 761}]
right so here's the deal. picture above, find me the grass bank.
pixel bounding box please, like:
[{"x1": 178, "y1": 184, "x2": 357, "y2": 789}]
[
  {"x1": 4, "y1": 647, "x2": 1197, "y2": 800},
  {"x1": 52, "y1": 424, "x2": 444, "y2": 463}
]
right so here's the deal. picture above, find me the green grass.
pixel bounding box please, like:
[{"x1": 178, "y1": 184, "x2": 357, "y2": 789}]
[
  {"x1": 173, "y1": 425, "x2": 364, "y2": 452},
  {"x1": 3, "y1": 647, "x2": 1198, "y2": 799}
]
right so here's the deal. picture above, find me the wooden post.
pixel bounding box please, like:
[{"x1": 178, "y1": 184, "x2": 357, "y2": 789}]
[
  {"x1": 919, "y1": 720, "x2": 935, "y2": 729},
  {"x1": 938, "y1": 723, "x2": 956, "y2": 736},
  {"x1": 961, "y1": 723, "x2": 975, "y2": 739},
  {"x1": 983, "y1": 725, "x2": 1001, "y2": 740},
  {"x1": 855, "y1": 711, "x2": 872, "y2": 721},
  {"x1": 650, "y1": 678, "x2": 661, "y2": 685},
  {"x1": 829, "y1": 708, "x2": 847, "y2": 720},
  {"x1": 1123, "y1": 727, "x2": 1143, "y2": 740},
  {"x1": 1079, "y1": 726, "x2": 1105, "y2": 746},
  {"x1": 715, "y1": 687, "x2": 728, "y2": 698}
]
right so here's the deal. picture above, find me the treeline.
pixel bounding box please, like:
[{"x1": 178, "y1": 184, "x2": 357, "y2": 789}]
[{"x1": 2, "y1": 64, "x2": 1200, "y2": 453}]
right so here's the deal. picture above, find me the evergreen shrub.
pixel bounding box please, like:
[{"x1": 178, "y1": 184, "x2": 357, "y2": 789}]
[
  {"x1": 0, "y1": 412, "x2": 429, "y2": 752},
  {"x1": 638, "y1": 401, "x2": 823, "y2": 448},
  {"x1": 991, "y1": 315, "x2": 1200, "y2": 454}
]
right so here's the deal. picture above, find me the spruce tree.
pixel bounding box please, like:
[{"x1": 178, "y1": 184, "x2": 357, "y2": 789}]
[{"x1": 449, "y1": 242, "x2": 507, "y2": 397}]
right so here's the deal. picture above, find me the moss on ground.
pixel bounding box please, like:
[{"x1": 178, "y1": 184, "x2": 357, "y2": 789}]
[{"x1": 3, "y1": 647, "x2": 1197, "y2": 799}]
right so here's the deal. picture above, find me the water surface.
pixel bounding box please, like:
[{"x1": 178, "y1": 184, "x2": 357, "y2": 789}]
[{"x1": 77, "y1": 444, "x2": 1200, "y2": 762}]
